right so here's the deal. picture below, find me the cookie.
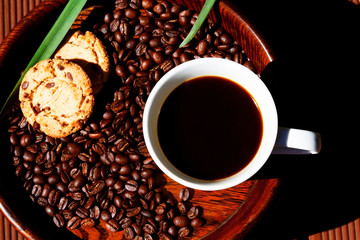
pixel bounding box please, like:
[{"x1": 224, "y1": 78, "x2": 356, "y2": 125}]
[
  {"x1": 19, "y1": 59, "x2": 94, "y2": 138},
  {"x1": 54, "y1": 30, "x2": 110, "y2": 95}
]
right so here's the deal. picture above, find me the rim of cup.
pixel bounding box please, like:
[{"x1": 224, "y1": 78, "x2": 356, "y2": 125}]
[{"x1": 143, "y1": 58, "x2": 278, "y2": 190}]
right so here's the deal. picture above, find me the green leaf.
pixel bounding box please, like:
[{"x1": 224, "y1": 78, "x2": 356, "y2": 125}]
[
  {"x1": 0, "y1": 0, "x2": 87, "y2": 118},
  {"x1": 179, "y1": 0, "x2": 217, "y2": 48}
]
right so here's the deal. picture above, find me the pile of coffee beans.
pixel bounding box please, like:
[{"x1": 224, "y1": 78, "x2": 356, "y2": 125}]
[{"x1": 8, "y1": 0, "x2": 256, "y2": 239}]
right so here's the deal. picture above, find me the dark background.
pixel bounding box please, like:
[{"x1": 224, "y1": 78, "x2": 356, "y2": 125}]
[{"x1": 227, "y1": 1, "x2": 360, "y2": 239}]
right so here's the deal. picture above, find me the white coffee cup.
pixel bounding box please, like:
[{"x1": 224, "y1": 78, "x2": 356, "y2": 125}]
[{"x1": 143, "y1": 58, "x2": 321, "y2": 191}]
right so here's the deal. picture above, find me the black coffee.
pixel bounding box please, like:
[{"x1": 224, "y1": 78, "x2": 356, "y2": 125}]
[{"x1": 157, "y1": 76, "x2": 263, "y2": 180}]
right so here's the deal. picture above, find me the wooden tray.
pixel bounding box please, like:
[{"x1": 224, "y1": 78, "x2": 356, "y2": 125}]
[{"x1": 0, "y1": 0, "x2": 279, "y2": 239}]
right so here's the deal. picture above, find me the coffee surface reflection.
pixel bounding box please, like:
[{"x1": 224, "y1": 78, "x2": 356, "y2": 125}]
[{"x1": 157, "y1": 76, "x2": 263, "y2": 180}]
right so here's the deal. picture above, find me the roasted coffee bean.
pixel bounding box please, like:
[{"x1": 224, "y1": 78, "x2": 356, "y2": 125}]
[
  {"x1": 13, "y1": 146, "x2": 23, "y2": 158},
  {"x1": 93, "y1": 142, "x2": 107, "y2": 155},
  {"x1": 101, "y1": 209, "x2": 112, "y2": 221},
  {"x1": 68, "y1": 200, "x2": 80, "y2": 211},
  {"x1": 140, "y1": 169, "x2": 152, "y2": 179},
  {"x1": 113, "y1": 179, "x2": 124, "y2": 192},
  {"x1": 87, "y1": 180, "x2": 105, "y2": 196},
  {"x1": 179, "y1": 52, "x2": 192, "y2": 63},
  {"x1": 178, "y1": 226, "x2": 191, "y2": 237},
  {"x1": 48, "y1": 189, "x2": 60, "y2": 206},
  {"x1": 177, "y1": 202, "x2": 187, "y2": 215},
  {"x1": 125, "y1": 8, "x2": 139, "y2": 19},
  {"x1": 159, "y1": 220, "x2": 169, "y2": 233},
  {"x1": 58, "y1": 196, "x2": 69, "y2": 211},
  {"x1": 116, "y1": 65, "x2": 129, "y2": 78},
  {"x1": 173, "y1": 215, "x2": 189, "y2": 227},
  {"x1": 47, "y1": 174, "x2": 59, "y2": 185},
  {"x1": 67, "y1": 216, "x2": 81, "y2": 230},
  {"x1": 140, "y1": 59, "x2": 153, "y2": 70},
  {"x1": 89, "y1": 206, "x2": 100, "y2": 219},
  {"x1": 141, "y1": 209, "x2": 153, "y2": 218},
  {"x1": 154, "y1": 214, "x2": 165, "y2": 222},
  {"x1": 160, "y1": 59, "x2": 174, "y2": 73},
  {"x1": 187, "y1": 206, "x2": 200, "y2": 219},
  {"x1": 190, "y1": 217, "x2": 204, "y2": 228},
  {"x1": 62, "y1": 210, "x2": 73, "y2": 220},
  {"x1": 110, "y1": 19, "x2": 120, "y2": 32},
  {"x1": 115, "y1": 0, "x2": 128, "y2": 9},
  {"x1": 23, "y1": 151, "x2": 36, "y2": 162},
  {"x1": 137, "y1": 183, "x2": 148, "y2": 196},
  {"x1": 75, "y1": 206, "x2": 89, "y2": 218},
  {"x1": 108, "y1": 204, "x2": 117, "y2": 218},
  {"x1": 179, "y1": 188, "x2": 191, "y2": 202},
  {"x1": 126, "y1": 38, "x2": 138, "y2": 50},
  {"x1": 143, "y1": 223, "x2": 156, "y2": 234},
  {"x1": 59, "y1": 171, "x2": 70, "y2": 184},
  {"x1": 142, "y1": 0, "x2": 154, "y2": 9},
  {"x1": 31, "y1": 184, "x2": 42, "y2": 197},
  {"x1": 99, "y1": 23, "x2": 109, "y2": 34},
  {"x1": 104, "y1": 13, "x2": 112, "y2": 23},
  {"x1": 166, "y1": 208, "x2": 175, "y2": 220},
  {"x1": 153, "y1": 3, "x2": 165, "y2": 14},
  {"x1": 20, "y1": 134, "x2": 34, "y2": 147},
  {"x1": 53, "y1": 213, "x2": 65, "y2": 228},
  {"x1": 81, "y1": 218, "x2": 96, "y2": 228},
  {"x1": 155, "y1": 203, "x2": 166, "y2": 215},
  {"x1": 120, "y1": 21, "x2": 130, "y2": 36},
  {"x1": 37, "y1": 197, "x2": 48, "y2": 207},
  {"x1": 134, "y1": 25, "x2": 144, "y2": 36},
  {"x1": 10, "y1": 133, "x2": 19, "y2": 145},
  {"x1": 66, "y1": 143, "x2": 81, "y2": 155},
  {"x1": 125, "y1": 179, "x2": 139, "y2": 192},
  {"x1": 124, "y1": 226, "x2": 135, "y2": 239},
  {"x1": 168, "y1": 224, "x2": 178, "y2": 237},
  {"x1": 73, "y1": 174, "x2": 86, "y2": 188},
  {"x1": 166, "y1": 196, "x2": 177, "y2": 208},
  {"x1": 89, "y1": 166, "x2": 101, "y2": 181},
  {"x1": 84, "y1": 196, "x2": 96, "y2": 209},
  {"x1": 107, "y1": 219, "x2": 121, "y2": 232},
  {"x1": 149, "y1": 50, "x2": 164, "y2": 64},
  {"x1": 127, "y1": 206, "x2": 141, "y2": 217},
  {"x1": 120, "y1": 217, "x2": 133, "y2": 229},
  {"x1": 197, "y1": 40, "x2": 208, "y2": 55},
  {"x1": 88, "y1": 132, "x2": 103, "y2": 139},
  {"x1": 220, "y1": 32, "x2": 232, "y2": 44},
  {"x1": 120, "y1": 164, "x2": 132, "y2": 175},
  {"x1": 56, "y1": 182, "x2": 68, "y2": 194},
  {"x1": 45, "y1": 205, "x2": 56, "y2": 216}
]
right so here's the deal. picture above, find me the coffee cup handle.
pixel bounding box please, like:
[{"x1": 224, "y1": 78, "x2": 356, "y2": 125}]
[{"x1": 271, "y1": 127, "x2": 321, "y2": 154}]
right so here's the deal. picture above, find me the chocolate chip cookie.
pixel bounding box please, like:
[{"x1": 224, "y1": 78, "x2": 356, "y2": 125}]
[
  {"x1": 19, "y1": 59, "x2": 94, "y2": 138},
  {"x1": 54, "y1": 30, "x2": 110, "y2": 95}
]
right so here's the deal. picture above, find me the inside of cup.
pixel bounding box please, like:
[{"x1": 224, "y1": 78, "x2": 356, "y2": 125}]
[{"x1": 143, "y1": 58, "x2": 278, "y2": 190}]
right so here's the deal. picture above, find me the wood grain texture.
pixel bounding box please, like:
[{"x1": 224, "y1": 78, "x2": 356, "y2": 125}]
[
  {"x1": 0, "y1": 0, "x2": 66, "y2": 67},
  {"x1": 0, "y1": 0, "x2": 45, "y2": 43},
  {"x1": 0, "y1": 0, "x2": 275, "y2": 239},
  {"x1": 0, "y1": 212, "x2": 24, "y2": 240},
  {"x1": 309, "y1": 218, "x2": 360, "y2": 240}
]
